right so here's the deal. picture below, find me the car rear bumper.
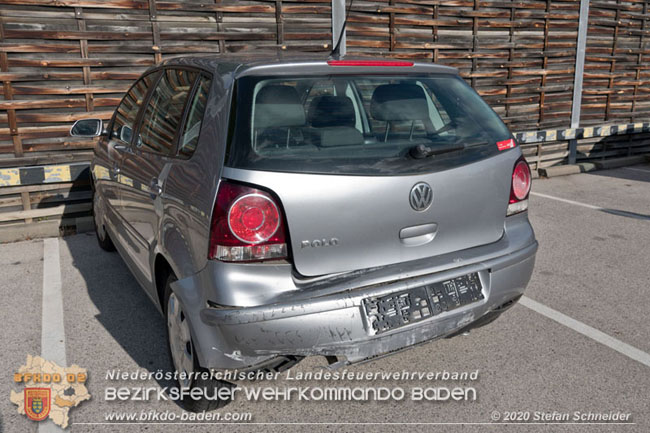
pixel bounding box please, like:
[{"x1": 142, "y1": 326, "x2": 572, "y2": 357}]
[{"x1": 172, "y1": 214, "x2": 537, "y2": 370}]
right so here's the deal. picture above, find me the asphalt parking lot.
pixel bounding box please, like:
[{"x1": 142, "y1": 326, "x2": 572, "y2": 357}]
[{"x1": 1, "y1": 163, "x2": 649, "y2": 433}]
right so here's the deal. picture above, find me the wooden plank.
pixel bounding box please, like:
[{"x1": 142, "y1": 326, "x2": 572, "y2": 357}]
[
  {"x1": 75, "y1": 7, "x2": 95, "y2": 112},
  {"x1": 0, "y1": 202, "x2": 92, "y2": 223},
  {"x1": 20, "y1": 191, "x2": 32, "y2": 223},
  {"x1": 0, "y1": 21, "x2": 24, "y2": 158},
  {"x1": 275, "y1": 0, "x2": 284, "y2": 46},
  {"x1": 0, "y1": 0, "x2": 148, "y2": 9},
  {"x1": 604, "y1": 1, "x2": 621, "y2": 122},
  {"x1": 10, "y1": 84, "x2": 131, "y2": 95},
  {"x1": 0, "y1": 98, "x2": 92, "y2": 110},
  {"x1": 0, "y1": 181, "x2": 89, "y2": 196},
  {"x1": 0, "y1": 151, "x2": 93, "y2": 169},
  {"x1": 148, "y1": 0, "x2": 162, "y2": 64},
  {"x1": 30, "y1": 189, "x2": 92, "y2": 206},
  {"x1": 8, "y1": 58, "x2": 155, "y2": 68}
]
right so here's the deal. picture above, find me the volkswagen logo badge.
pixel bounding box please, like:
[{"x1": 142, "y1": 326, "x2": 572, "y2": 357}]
[{"x1": 409, "y1": 182, "x2": 433, "y2": 211}]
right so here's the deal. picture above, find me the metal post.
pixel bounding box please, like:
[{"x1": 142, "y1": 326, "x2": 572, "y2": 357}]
[
  {"x1": 332, "y1": 0, "x2": 346, "y2": 56},
  {"x1": 569, "y1": 0, "x2": 590, "y2": 164}
]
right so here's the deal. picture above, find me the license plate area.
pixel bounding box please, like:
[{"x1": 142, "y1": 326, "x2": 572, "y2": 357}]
[{"x1": 362, "y1": 273, "x2": 484, "y2": 335}]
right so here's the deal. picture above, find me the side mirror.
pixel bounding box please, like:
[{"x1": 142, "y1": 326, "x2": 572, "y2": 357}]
[
  {"x1": 119, "y1": 125, "x2": 133, "y2": 144},
  {"x1": 70, "y1": 119, "x2": 103, "y2": 137}
]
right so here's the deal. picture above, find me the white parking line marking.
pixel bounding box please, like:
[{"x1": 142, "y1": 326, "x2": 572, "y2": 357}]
[
  {"x1": 530, "y1": 191, "x2": 602, "y2": 210},
  {"x1": 520, "y1": 296, "x2": 650, "y2": 368},
  {"x1": 623, "y1": 166, "x2": 650, "y2": 174},
  {"x1": 41, "y1": 238, "x2": 66, "y2": 433},
  {"x1": 531, "y1": 191, "x2": 650, "y2": 221}
]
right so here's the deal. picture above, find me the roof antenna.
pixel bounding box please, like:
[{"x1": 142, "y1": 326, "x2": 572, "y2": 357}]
[{"x1": 329, "y1": 0, "x2": 354, "y2": 59}]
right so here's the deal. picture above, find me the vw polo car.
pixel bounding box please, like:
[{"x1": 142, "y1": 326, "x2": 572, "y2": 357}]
[{"x1": 72, "y1": 53, "x2": 537, "y2": 410}]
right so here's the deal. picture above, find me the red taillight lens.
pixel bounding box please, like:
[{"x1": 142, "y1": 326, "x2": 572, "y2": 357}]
[
  {"x1": 507, "y1": 158, "x2": 531, "y2": 216},
  {"x1": 209, "y1": 181, "x2": 288, "y2": 262},
  {"x1": 228, "y1": 194, "x2": 280, "y2": 244},
  {"x1": 511, "y1": 159, "x2": 531, "y2": 202}
]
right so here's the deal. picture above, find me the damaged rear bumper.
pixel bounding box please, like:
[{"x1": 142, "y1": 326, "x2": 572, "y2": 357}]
[
  {"x1": 172, "y1": 214, "x2": 537, "y2": 370},
  {"x1": 200, "y1": 242, "x2": 536, "y2": 366}
]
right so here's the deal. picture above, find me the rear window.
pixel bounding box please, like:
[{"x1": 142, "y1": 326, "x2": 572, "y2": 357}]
[{"x1": 226, "y1": 75, "x2": 512, "y2": 175}]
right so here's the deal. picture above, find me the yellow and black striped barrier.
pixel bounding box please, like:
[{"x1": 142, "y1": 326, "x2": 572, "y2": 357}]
[
  {"x1": 0, "y1": 121, "x2": 648, "y2": 188},
  {"x1": 514, "y1": 122, "x2": 650, "y2": 144},
  {"x1": 0, "y1": 162, "x2": 90, "y2": 187}
]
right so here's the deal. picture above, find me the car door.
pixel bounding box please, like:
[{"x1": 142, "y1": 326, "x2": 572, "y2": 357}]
[
  {"x1": 117, "y1": 68, "x2": 199, "y2": 287},
  {"x1": 96, "y1": 72, "x2": 158, "y2": 222}
]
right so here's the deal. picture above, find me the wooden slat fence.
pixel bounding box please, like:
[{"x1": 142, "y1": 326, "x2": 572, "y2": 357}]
[
  {"x1": 345, "y1": 0, "x2": 649, "y2": 131},
  {"x1": 0, "y1": 0, "x2": 648, "y2": 238},
  {"x1": 0, "y1": 0, "x2": 333, "y2": 162}
]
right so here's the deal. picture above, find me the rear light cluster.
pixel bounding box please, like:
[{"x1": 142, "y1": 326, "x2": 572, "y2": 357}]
[
  {"x1": 507, "y1": 157, "x2": 532, "y2": 216},
  {"x1": 208, "y1": 181, "x2": 288, "y2": 262}
]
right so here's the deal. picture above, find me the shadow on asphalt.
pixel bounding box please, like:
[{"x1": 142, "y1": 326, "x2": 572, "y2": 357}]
[
  {"x1": 63, "y1": 233, "x2": 181, "y2": 401},
  {"x1": 599, "y1": 208, "x2": 650, "y2": 221},
  {"x1": 584, "y1": 164, "x2": 650, "y2": 184},
  {"x1": 582, "y1": 165, "x2": 650, "y2": 220}
]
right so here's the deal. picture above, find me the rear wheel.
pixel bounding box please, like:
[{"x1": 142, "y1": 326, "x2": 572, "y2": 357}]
[
  {"x1": 163, "y1": 273, "x2": 233, "y2": 412},
  {"x1": 93, "y1": 192, "x2": 115, "y2": 251}
]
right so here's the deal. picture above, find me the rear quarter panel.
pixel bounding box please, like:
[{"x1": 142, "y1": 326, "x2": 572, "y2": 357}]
[{"x1": 156, "y1": 70, "x2": 233, "y2": 282}]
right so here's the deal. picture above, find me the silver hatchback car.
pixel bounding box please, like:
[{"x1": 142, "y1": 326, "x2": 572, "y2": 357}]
[{"x1": 72, "y1": 53, "x2": 537, "y2": 410}]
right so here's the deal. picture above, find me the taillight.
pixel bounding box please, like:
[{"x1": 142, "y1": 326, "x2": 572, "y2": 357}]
[
  {"x1": 209, "y1": 181, "x2": 288, "y2": 262},
  {"x1": 228, "y1": 194, "x2": 280, "y2": 243},
  {"x1": 507, "y1": 158, "x2": 531, "y2": 216}
]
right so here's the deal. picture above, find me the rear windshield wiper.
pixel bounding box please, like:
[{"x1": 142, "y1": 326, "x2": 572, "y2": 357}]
[{"x1": 409, "y1": 143, "x2": 464, "y2": 159}]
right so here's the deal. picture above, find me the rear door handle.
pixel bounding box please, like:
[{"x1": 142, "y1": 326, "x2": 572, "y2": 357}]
[
  {"x1": 149, "y1": 178, "x2": 162, "y2": 199},
  {"x1": 400, "y1": 223, "x2": 438, "y2": 239},
  {"x1": 399, "y1": 223, "x2": 438, "y2": 246},
  {"x1": 113, "y1": 143, "x2": 131, "y2": 153}
]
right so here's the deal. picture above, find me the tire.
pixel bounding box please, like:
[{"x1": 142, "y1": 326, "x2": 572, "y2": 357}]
[
  {"x1": 163, "y1": 273, "x2": 234, "y2": 412},
  {"x1": 93, "y1": 191, "x2": 115, "y2": 252}
]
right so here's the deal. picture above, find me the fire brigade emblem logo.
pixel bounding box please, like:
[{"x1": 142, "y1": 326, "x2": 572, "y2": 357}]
[
  {"x1": 11, "y1": 355, "x2": 90, "y2": 429},
  {"x1": 24, "y1": 388, "x2": 51, "y2": 422}
]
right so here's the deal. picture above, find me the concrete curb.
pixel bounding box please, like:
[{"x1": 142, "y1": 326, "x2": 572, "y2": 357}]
[
  {"x1": 0, "y1": 216, "x2": 93, "y2": 243},
  {"x1": 577, "y1": 162, "x2": 598, "y2": 173},
  {"x1": 538, "y1": 162, "x2": 598, "y2": 178},
  {"x1": 538, "y1": 155, "x2": 649, "y2": 178},
  {"x1": 539, "y1": 165, "x2": 581, "y2": 177}
]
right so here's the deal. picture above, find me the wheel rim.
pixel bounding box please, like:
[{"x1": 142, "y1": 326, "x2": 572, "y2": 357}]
[{"x1": 167, "y1": 292, "x2": 194, "y2": 388}]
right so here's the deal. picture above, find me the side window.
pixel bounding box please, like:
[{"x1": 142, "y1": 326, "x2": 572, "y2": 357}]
[
  {"x1": 178, "y1": 75, "x2": 211, "y2": 158},
  {"x1": 111, "y1": 72, "x2": 157, "y2": 144},
  {"x1": 137, "y1": 68, "x2": 197, "y2": 155}
]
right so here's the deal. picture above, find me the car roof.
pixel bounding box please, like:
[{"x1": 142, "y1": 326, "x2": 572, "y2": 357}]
[{"x1": 157, "y1": 50, "x2": 459, "y2": 78}]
